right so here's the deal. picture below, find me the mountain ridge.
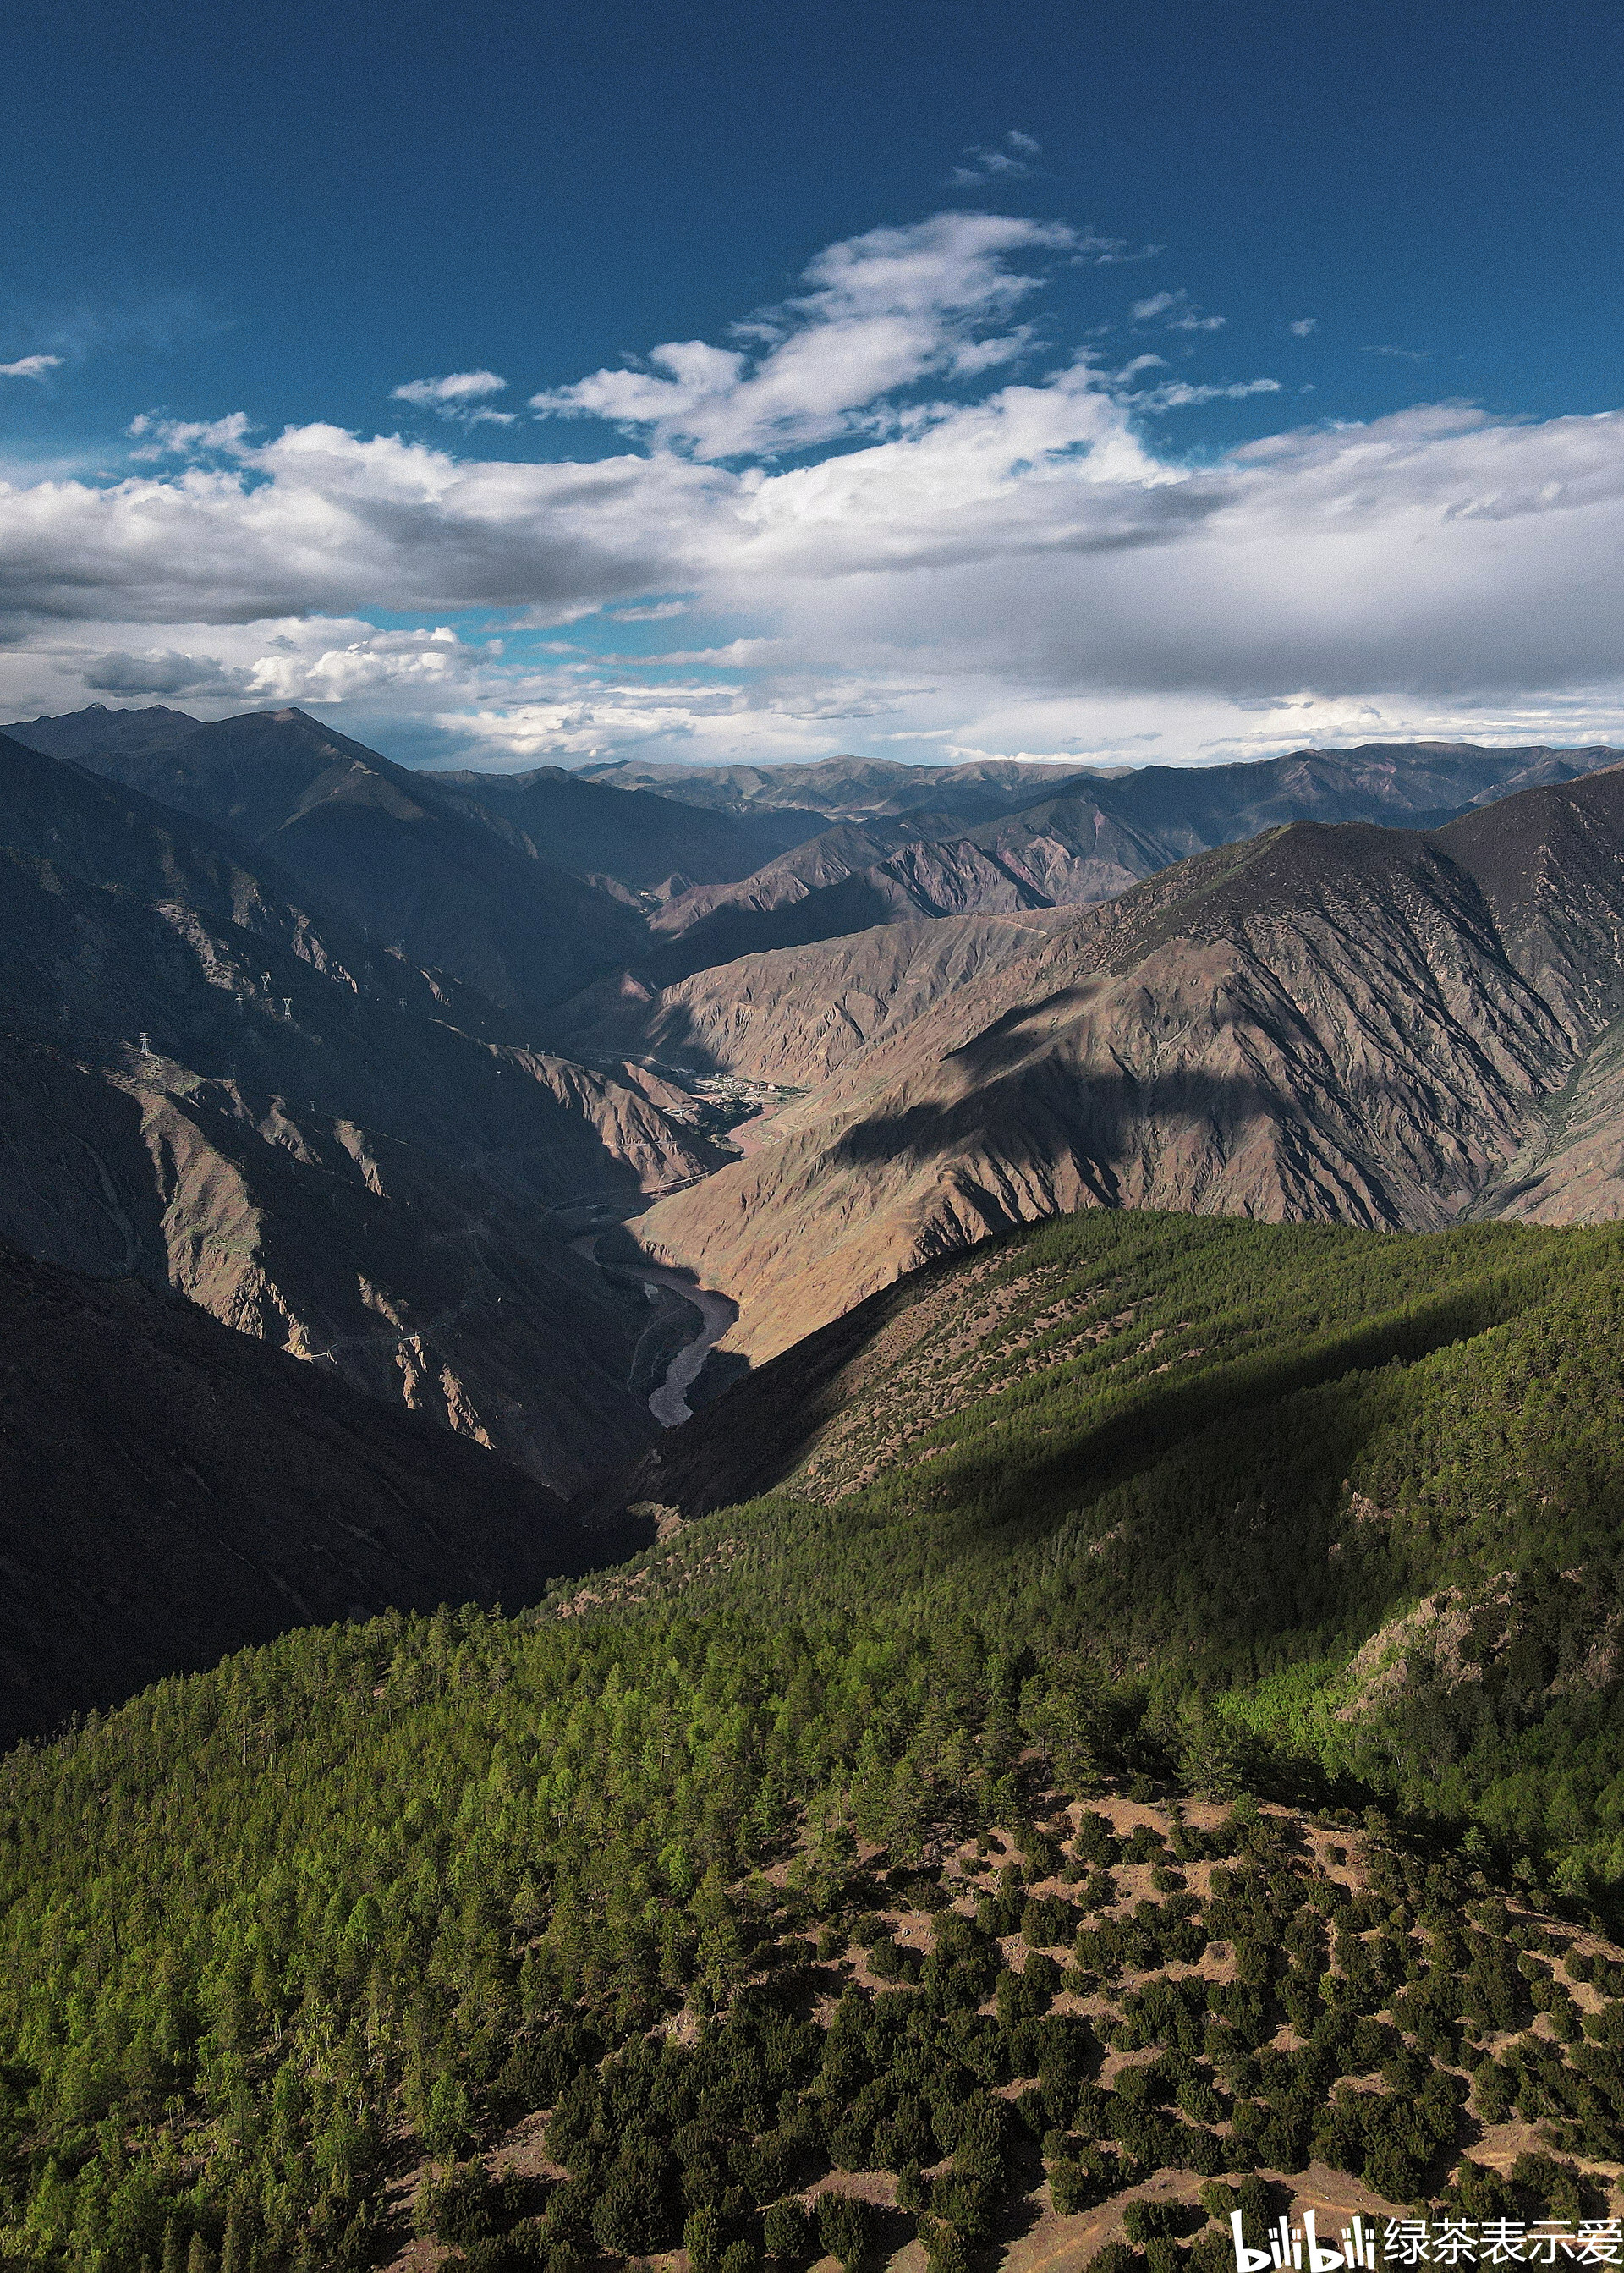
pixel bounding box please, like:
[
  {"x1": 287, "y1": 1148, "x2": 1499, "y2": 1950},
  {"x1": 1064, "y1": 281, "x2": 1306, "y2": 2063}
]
[
  {"x1": 606, "y1": 741, "x2": 1624, "y2": 991},
  {"x1": 3, "y1": 706, "x2": 825, "y2": 1018}
]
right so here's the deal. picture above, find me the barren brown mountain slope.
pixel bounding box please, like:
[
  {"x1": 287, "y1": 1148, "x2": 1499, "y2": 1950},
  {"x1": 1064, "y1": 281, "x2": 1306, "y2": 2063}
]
[
  {"x1": 557, "y1": 908, "x2": 1077, "y2": 1086},
  {"x1": 0, "y1": 733, "x2": 723, "y2": 1485},
  {"x1": 634, "y1": 769, "x2": 1624, "y2": 1359}
]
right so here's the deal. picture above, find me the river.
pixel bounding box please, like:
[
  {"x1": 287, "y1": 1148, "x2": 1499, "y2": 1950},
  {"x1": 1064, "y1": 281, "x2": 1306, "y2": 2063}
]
[{"x1": 573, "y1": 1233, "x2": 738, "y2": 1427}]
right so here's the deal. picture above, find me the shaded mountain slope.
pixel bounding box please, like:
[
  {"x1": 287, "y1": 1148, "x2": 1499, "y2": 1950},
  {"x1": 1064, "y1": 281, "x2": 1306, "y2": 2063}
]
[
  {"x1": 423, "y1": 761, "x2": 826, "y2": 892},
  {"x1": 634, "y1": 768, "x2": 1624, "y2": 1359},
  {"x1": 7, "y1": 706, "x2": 834, "y2": 1016},
  {"x1": 7, "y1": 706, "x2": 647, "y2": 1014},
  {"x1": 628, "y1": 800, "x2": 1171, "y2": 988},
  {"x1": 0, "y1": 1238, "x2": 631, "y2": 1749},
  {"x1": 655, "y1": 815, "x2": 955, "y2": 920},
  {"x1": 0, "y1": 733, "x2": 717, "y2": 1485},
  {"x1": 2, "y1": 700, "x2": 204, "y2": 764}
]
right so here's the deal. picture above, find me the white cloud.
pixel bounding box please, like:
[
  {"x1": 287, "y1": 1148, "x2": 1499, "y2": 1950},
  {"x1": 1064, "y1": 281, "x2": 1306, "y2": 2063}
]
[
  {"x1": 1131, "y1": 289, "x2": 1226, "y2": 332},
  {"x1": 950, "y1": 129, "x2": 1041, "y2": 185},
  {"x1": 0, "y1": 355, "x2": 62, "y2": 382},
  {"x1": 532, "y1": 212, "x2": 1077, "y2": 458},
  {"x1": 392, "y1": 370, "x2": 508, "y2": 405},
  {"x1": 1363, "y1": 344, "x2": 1430, "y2": 362},
  {"x1": 5, "y1": 208, "x2": 1624, "y2": 766},
  {"x1": 391, "y1": 371, "x2": 515, "y2": 424},
  {"x1": 1130, "y1": 376, "x2": 1282, "y2": 410},
  {"x1": 127, "y1": 411, "x2": 256, "y2": 459},
  {"x1": 1289, "y1": 317, "x2": 1318, "y2": 338},
  {"x1": 25, "y1": 620, "x2": 480, "y2": 717}
]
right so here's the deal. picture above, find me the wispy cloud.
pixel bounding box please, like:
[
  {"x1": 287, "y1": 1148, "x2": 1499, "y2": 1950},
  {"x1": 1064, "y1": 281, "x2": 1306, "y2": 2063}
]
[
  {"x1": 1131, "y1": 289, "x2": 1226, "y2": 332},
  {"x1": 391, "y1": 370, "x2": 515, "y2": 423},
  {"x1": 1363, "y1": 343, "x2": 1431, "y2": 362},
  {"x1": 0, "y1": 293, "x2": 226, "y2": 380},
  {"x1": 1289, "y1": 317, "x2": 1317, "y2": 338},
  {"x1": 1130, "y1": 376, "x2": 1281, "y2": 409},
  {"x1": 1075, "y1": 228, "x2": 1163, "y2": 266},
  {"x1": 949, "y1": 129, "x2": 1041, "y2": 186}
]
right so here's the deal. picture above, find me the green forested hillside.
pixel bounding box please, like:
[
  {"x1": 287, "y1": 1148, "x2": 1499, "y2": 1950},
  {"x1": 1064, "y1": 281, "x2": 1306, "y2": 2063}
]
[
  {"x1": 6, "y1": 1211, "x2": 1624, "y2": 2270},
  {"x1": 628, "y1": 1211, "x2": 1624, "y2": 1873}
]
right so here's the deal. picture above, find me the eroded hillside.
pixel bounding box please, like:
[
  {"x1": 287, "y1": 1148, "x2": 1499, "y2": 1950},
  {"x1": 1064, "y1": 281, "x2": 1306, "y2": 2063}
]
[
  {"x1": 0, "y1": 732, "x2": 723, "y2": 1485},
  {"x1": 633, "y1": 774, "x2": 1624, "y2": 1361}
]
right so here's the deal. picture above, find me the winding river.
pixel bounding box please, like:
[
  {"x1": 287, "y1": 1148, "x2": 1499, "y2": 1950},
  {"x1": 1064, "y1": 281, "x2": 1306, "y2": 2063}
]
[{"x1": 573, "y1": 1233, "x2": 738, "y2": 1427}]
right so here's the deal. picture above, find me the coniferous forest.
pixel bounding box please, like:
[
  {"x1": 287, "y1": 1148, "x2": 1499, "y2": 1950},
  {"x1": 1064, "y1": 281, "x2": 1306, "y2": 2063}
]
[{"x1": 7, "y1": 1211, "x2": 1624, "y2": 2270}]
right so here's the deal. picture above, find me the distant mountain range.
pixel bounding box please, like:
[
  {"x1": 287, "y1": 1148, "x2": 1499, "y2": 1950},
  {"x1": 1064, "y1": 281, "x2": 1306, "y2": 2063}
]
[
  {"x1": 582, "y1": 740, "x2": 1624, "y2": 991},
  {"x1": 15, "y1": 710, "x2": 1620, "y2": 1020}
]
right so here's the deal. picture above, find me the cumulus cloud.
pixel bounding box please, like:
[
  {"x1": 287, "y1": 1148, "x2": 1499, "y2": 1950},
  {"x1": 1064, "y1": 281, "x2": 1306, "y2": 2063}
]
[
  {"x1": 0, "y1": 355, "x2": 62, "y2": 382},
  {"x1": 4, "y1": 207, "x2": 1624, "y2": 764},
  {"x1": 127, "y1": 411, "x2": 256, "y2": 459},
  {"x1": 1289, "y1": 317, "x2": 1318, "y2": 337},
  {"x1": 39, "y1": 621, "x2": 479, "y2": 715},
  {"x1": 532, "y1": 212, "x2": 1077, "y2": 458}
]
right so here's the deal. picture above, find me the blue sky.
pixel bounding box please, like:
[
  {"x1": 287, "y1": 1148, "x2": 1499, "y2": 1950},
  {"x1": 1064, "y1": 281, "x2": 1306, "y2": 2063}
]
[{"x1": 4, "y1": 0, "x2": 1624, "y2": 768}]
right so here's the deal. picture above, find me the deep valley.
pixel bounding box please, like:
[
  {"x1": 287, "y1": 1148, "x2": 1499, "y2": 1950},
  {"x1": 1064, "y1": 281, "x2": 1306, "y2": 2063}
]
[{"x1": 6, "y1": 709, "x2": 1624, "y2": 2273}]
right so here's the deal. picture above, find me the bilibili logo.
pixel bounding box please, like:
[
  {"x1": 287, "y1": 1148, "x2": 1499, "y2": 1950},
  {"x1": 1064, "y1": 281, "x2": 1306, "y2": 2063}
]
[{"x1": 1231, "y1": 2211, "x2": 1381, "y2": 2271}]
